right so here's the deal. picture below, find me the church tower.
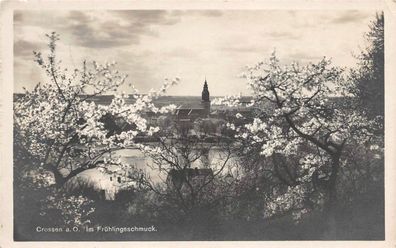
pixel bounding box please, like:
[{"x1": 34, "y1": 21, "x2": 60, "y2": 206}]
[{"x1": 201, "y1": 78, "x2": 210, "y2": 117}]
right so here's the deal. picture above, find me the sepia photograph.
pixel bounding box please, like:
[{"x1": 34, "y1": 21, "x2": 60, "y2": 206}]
[{"x1": 3, "y1": 3, "x2": 390, "y2": 244}]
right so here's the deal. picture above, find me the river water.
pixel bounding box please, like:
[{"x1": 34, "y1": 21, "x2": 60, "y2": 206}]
[{"x1": 67, "y1": 147, "x2": 238, "y2": 200}]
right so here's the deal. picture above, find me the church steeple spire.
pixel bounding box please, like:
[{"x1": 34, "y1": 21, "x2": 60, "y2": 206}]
[{"x1": 202, "y1": 78, "x2": 210, "y2": 102}]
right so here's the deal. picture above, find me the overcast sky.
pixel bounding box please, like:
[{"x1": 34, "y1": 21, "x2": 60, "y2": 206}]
[{"x1": 14, "y1": 10, "x2": 376, "y2": 96}]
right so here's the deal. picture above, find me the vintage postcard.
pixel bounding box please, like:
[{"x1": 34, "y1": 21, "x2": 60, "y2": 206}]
[{"x1": 1, "y1": 0, "x2": 395, "y2": 247}]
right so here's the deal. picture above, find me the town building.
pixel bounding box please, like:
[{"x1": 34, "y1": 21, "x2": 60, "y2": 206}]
[{"x1": 175, "y1": 78, "x2": 211, "y2": 122}]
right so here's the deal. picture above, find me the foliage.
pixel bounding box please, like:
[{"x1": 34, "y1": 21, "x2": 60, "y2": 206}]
[
  {"x1": 352, "y1": 12, "x2": 384, "y2": 118},
  {"x1": 40, "y1": 190, "x2": 95, "y2": 227}
]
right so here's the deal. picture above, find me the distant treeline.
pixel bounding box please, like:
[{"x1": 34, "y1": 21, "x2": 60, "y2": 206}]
[{"x1": 13, "y1": 93, "x2": 254, "y2": 107}]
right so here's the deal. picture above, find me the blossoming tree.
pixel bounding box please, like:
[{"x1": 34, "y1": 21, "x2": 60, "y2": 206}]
[
  {"x1": 213, "y1": 53, "x2": 381, "y2": 220},
  {"x1": 14, "y1": 32, "x2": 177, "y2": 187},
  {"x1": 13, "y1": 32, "x2": 177, "y2": 227}
]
